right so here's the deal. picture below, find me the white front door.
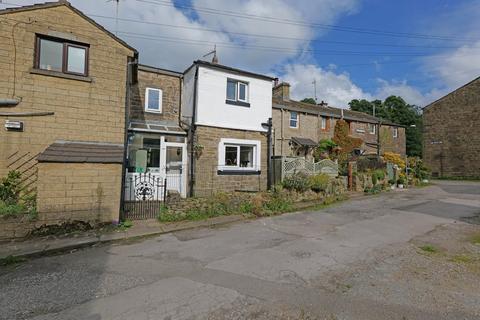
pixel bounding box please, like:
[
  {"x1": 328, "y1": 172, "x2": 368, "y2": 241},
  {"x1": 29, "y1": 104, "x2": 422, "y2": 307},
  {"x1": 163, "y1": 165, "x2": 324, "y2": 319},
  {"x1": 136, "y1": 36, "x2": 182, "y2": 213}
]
[{"x1": 160, "y1": 140, "x2": 187, "y2": 197}]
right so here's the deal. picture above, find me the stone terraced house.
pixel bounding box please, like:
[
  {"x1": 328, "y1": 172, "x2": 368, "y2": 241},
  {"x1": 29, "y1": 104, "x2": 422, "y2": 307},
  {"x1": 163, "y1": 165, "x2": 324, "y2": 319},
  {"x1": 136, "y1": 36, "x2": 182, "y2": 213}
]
[
  {"x1": 0, "y1": 0, "x2": 137, "y2": 231},
  {"x1": 182, "y1": 60, "x2": 275, "y2": 197},
  {"x1": 423, "y1": 76, "x2": 480, "y2": 178},
  {"x1": 271, "y1": 82, "x2": 406, "y2": 159}
]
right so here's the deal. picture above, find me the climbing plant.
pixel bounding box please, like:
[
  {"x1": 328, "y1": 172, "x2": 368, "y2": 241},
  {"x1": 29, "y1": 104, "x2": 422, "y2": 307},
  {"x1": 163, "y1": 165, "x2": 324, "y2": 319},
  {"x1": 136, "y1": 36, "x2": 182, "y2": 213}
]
[{"x1": 332, "y1": 120, "x2": 363, "y2": 163}]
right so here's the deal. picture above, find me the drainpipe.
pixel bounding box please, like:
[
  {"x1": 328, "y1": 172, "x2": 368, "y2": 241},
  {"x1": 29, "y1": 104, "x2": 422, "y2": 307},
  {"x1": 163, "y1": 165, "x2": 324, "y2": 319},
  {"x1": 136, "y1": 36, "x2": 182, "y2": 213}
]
[
  {"x1": 189, "y1": 65, "x2": 199, "y2": 197},
  {"x1": 119, "y1": 56, "x2": 137, "y2": 222},
  {"x1": 377, "y1": 120, "x2": 381, "y2": 159},
  {"x1": 262, "y1": 118, "x2": 273, "y2": 190}
]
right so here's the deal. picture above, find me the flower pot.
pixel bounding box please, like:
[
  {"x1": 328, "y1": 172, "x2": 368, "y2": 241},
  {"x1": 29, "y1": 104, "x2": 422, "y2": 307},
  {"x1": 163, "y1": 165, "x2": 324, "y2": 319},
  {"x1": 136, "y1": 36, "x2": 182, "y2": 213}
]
[{"x1": 398, "y1": 184, "x2": 404, "y2": 189}]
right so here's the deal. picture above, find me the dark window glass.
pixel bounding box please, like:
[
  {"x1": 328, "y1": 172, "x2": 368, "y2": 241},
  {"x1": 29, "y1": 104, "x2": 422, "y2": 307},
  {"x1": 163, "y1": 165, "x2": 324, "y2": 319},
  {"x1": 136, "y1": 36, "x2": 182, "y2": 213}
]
[
  {"x1": 225, "y1": 146, "x2": 238, "y2": 166},
  {"x1": 226, "y1": 80, "x2": 237, "y2": 101},
  {"x1": 239, "y1": 146, "x2": 253, "y2": 167},
  {"x1": 238, "y1": 82, "x2": 247, "y2": 101},
  {"x1": 39, "y1": 39, "x2": 63, "y2": 72}
]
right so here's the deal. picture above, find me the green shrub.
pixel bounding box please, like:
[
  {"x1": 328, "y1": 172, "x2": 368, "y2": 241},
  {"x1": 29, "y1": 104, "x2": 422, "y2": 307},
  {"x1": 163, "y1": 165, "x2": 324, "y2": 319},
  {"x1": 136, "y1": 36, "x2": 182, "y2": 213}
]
[
  {"x1": 263, "y1": 194, "x2": 292, "y2": 214},
  {"x1": 0, "y1": 171, "x2": 21, "y2": 204},
  {"x1": 0, "y1": 200, "x2": 28, "y2": 217},
  {"x1": 282, "y1": 173, "x2": 311, "y2": 192},
  {"x1": 309, "y1": 174, "x2": 330, "y2": 193},
  {"x1": 371, "y1": 173, "x2": 378, "y2": 186},
  {"x1": 238, "y1": 201, "x2": 253, "y2": 214},
  {"x1": 364, "y1": 184, "x2": 382, "y2": 195},
  {"x1": 397, "y1": 176, "x2": 405, "y2": 185}
]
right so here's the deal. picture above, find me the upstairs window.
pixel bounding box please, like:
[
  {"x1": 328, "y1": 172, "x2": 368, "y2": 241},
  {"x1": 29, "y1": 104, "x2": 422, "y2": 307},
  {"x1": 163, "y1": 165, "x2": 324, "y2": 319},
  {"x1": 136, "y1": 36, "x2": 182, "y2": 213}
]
[
  {"x1": 226, "y1": 79, "x2": 249, "y2": 105},
  {"x1": 368, "y1": 123, "x2": 376, "y2": 134},
  {"x1": 393, "y1": 127, "x2": 398, "y2": 138},
  {"x1": 321, "y1": 117, "x2": 327, "y2": 130},
  {"x1": 290, "y1": 111, "x2": 299, "y2": 128},
  {"x1": 35, "y1": 36, "x2": 89, "y2": 76},
  {"x1": 145, "y1": 88, "x2": 163, "y2": 113}
]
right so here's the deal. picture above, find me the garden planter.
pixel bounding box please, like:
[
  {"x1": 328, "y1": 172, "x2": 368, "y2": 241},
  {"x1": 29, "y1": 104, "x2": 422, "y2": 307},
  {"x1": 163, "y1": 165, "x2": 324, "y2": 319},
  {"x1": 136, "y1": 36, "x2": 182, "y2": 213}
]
[{"x1": 398, "y1": 184, "x2": 404, "y2": 189}]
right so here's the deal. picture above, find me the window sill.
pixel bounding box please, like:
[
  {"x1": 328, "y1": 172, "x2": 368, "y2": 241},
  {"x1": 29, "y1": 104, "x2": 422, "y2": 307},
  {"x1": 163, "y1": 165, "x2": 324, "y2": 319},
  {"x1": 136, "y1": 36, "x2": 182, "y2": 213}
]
[
  {"x1": 145, "y1": 109, "x2": 162, "y2": 114},
  {"x1": 217, "y1": 170, "x2": 261, "y2": 176},
  {"x1": 30, "y1": 68, "x2": 92, "y2": 82},
  {"x1": 226, "y1": 100, "x2": 250, "y2": 107}
]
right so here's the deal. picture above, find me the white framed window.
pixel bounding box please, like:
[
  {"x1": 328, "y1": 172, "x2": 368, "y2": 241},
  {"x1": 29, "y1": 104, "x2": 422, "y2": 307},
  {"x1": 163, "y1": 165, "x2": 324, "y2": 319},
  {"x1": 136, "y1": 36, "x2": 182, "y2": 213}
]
[
  {"x1": 321, "y1": 117, "x2": 327, "y2": 130},
  {"x1": 290, "y1": 111, "x2": 299, "y2": 128},
  {"x1": 218, "y1": 138, "x2": 261, "y2": 171},
  {"x1": 368, "y1": 123, "x2": 376, "y2": 134},
  {"x1": 145, "y1": 88, "x2": 162, "y2": 113},
  {"x1": 226, "y1": 79, "x2": 249, "y2": 103},
  {"x1": 393, "y1": 127, "x2": 398, "y2": 138}
]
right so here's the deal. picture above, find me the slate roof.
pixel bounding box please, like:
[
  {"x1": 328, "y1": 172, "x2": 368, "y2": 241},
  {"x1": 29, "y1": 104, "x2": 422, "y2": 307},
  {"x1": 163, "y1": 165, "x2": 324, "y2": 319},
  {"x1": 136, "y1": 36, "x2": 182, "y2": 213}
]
[
  {"x1": 184, "y1": 60, "x2": 276, "y2": 81},
  {"x1": 37, "y1": 141, "x2": 124, "y2": 164},
  {"x1": 273, "y1": 98, "x2": 403, "y2": 127},
  {"x1": 291, "y1": 137, "x2": 318, "y2": 147}
]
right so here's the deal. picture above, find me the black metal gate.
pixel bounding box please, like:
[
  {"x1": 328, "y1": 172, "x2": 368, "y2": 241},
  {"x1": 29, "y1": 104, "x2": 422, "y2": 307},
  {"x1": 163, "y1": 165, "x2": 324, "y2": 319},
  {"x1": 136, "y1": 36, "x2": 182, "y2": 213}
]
[{"x1": 123, "y1": 173, "x2": 167, "y2": 220}]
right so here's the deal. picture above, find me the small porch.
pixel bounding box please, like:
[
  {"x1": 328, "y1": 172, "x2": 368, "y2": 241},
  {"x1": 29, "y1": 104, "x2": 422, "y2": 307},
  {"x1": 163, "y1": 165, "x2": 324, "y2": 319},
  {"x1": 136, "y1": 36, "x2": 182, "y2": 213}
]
[{"x1": 124, "y1": 121, "x2": 188, "y2": 219}]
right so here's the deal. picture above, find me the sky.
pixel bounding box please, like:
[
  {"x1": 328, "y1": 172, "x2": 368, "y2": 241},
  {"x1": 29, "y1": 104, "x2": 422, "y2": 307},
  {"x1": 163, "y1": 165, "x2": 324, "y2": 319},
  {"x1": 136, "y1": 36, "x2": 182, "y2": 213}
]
[{"x1": 1, "y1": 0, "x2": 480, "y2": 108}]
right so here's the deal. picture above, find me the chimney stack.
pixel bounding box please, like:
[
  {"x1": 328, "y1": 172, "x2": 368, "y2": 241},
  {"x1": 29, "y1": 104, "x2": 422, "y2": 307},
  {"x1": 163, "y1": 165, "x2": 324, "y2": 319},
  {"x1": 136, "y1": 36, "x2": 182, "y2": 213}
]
[{"x1": 273, "y1": 82, "x2": 290, "y2": 101}]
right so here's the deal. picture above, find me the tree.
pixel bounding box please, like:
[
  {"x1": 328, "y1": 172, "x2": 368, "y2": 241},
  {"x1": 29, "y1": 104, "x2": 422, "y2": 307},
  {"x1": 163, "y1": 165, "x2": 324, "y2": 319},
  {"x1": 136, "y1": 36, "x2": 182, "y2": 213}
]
[
  {"x1": 300, "y1": 98, "x2": 316, "y2": 105},
  {"x1": 349, "y1": 96, "x2": 423, "y2": 157}
]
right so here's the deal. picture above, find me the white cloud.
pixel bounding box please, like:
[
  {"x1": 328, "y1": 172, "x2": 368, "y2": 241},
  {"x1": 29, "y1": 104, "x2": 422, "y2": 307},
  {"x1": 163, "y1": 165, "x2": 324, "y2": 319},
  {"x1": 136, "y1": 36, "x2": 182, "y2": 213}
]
[
  {"x1": 423, "y1": 41, "x2": 480, "y2": 89},
  {"x1": 374, "y1": 80, "x2": 446, "y2": 107},
  {"x1": 1, "y1": 0, "x2": 359, "y2": 72},
  {"x1": 281, "y1": 64, "x2": 372, "y2": 108}
]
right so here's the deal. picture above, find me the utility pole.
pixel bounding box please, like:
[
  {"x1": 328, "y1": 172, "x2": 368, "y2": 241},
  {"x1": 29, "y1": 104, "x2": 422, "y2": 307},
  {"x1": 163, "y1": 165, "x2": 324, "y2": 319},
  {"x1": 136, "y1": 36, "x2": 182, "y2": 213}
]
[{"x1": 312, "y1": 79, "x2": 318, "y2": 103}]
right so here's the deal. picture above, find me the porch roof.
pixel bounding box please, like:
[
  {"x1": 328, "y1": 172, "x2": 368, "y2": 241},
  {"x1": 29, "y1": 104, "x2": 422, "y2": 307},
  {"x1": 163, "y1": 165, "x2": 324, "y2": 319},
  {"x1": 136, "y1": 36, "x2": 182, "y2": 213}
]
[
  {"x1": 291, "y1": 137, "x2": 318, "y2": 147},
  {"x1": 129, "y1": 121, "x2": 187, "y2": 135},
  {"x1": 37, "y1": 140, "x2": 124, "y2": 164}
]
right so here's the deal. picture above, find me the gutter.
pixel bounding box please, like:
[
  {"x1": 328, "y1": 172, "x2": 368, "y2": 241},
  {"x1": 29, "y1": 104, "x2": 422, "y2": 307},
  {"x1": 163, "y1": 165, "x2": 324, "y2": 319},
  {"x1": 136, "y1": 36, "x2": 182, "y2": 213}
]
[
  {"x1": 0, "y1": 99, "x2": 20, "y2": 106},
  {"x1": 189, "y1": 65, "x2": 199, "y2": 197},
  {"x1": 119, "y1": 55, "x2": 138, "y2": 222}
]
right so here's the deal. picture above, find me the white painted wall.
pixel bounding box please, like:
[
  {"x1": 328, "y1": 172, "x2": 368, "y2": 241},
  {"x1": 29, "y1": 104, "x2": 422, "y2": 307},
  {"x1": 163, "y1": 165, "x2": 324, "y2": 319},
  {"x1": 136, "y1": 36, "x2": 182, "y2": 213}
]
[{"x1": 195, "y1": 66, "x2": 272, "y2": 132}]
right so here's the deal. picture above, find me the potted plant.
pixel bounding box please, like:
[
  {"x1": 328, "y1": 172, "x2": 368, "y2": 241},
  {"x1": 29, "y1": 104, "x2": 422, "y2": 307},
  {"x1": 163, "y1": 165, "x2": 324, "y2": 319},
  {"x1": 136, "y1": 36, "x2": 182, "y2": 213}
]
[
  {"x1": 193, "y1": 144, "x2": 204, "y2": 159},
  {"x1": 388, "y1": 179, "x2": 396, "y2": 190},
  {"x1": 397, "y1": 176, "x2": 405, "y2": 189}
]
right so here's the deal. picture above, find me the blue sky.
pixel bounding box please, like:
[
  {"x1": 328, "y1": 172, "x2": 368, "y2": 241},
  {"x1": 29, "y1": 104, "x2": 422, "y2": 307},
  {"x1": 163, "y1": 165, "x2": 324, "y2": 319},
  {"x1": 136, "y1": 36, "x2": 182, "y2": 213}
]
[{"x1": 2, "y1": 0, "x2": 479, "y2": 107}]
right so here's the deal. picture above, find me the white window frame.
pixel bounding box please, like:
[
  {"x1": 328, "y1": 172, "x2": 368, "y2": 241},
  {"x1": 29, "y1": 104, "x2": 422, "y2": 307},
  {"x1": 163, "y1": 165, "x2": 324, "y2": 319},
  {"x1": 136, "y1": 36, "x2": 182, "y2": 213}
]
[
  {"x1": 226, "y1": 79, "x2": 249, "y2": 103},
  {"x1": 393, "y1": 127, "x2": 398, "y2": 138},
  {"x1": 321, "y1": 117, "x2": 327, "y2": 130},
  {"x1": 290, "y1": 111, "x2": 299, "y2": 128},
  {"x1": 218, "y1": 138, "x2": 261, "y2": 172},
  {"x1": 145, "y1": 87, "x2": 162, "y2": 113},
  {"x1": 369, "y1": 123, "x2": 376, "y2": 134}
]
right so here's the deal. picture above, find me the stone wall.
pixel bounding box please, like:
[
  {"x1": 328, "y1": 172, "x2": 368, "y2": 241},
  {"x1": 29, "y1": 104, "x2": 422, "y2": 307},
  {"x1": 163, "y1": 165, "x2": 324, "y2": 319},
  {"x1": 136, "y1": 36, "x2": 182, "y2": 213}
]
[
  {"x1": 380, "y1": 126, "x2": 406, "y2": 156},
  {"x1": 423, "y1": 77, "x2": 480, "y2": 177},
  {"x1": 130, "y1": 68, "x2": 182, "y2": 123},
  {"x1": 36, "y1": 162, "x2": 122, "y2": 224},
  {"x1": 272, "y1": 108, "x2": 333, "y2": 158},
  {"x1": 272, "y1": 108, "x2": 406, "y2": 158},
  {"x1": 193, "y1": 126, "x2": 268, "y2": 197},
  {"x1": 0, "y1": 4, "x2": 135, "y2": 179}
]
